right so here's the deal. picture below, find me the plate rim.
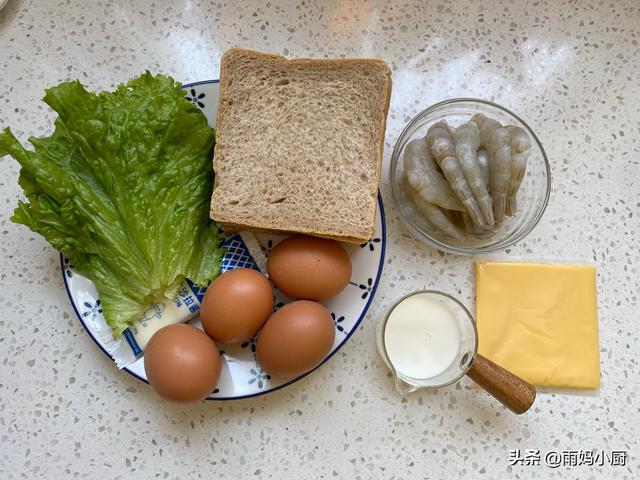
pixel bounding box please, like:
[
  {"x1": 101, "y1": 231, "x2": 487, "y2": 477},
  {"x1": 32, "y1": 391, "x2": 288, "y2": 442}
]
[{"x1": 60, "y1": 79, "x2": 387, "y2": 401}]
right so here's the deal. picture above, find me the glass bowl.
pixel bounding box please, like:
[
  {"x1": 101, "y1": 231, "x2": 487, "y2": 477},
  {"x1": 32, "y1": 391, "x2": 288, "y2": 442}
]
[{"x1": 390, "y1": 98, "x2": 551, "y2": 254}]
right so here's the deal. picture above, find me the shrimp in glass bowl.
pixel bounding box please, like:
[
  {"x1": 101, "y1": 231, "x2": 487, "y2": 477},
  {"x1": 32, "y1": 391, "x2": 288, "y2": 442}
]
[{"x1": 390, "y1": 98, "x2": 550, "y2": 254}]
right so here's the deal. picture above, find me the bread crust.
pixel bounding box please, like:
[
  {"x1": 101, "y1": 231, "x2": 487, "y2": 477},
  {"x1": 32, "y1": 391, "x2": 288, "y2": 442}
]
[{"x1": 217, "y1": 221, "x2": 367, "y2": 245}]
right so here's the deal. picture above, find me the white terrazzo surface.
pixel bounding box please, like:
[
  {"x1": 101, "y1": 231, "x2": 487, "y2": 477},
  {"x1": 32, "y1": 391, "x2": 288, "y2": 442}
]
[{"x1": 1, "y1": 0, "x2": 639, "y2": 478}]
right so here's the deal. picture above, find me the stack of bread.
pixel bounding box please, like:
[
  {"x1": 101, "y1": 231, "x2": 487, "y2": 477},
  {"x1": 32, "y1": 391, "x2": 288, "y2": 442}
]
[{"x1": 210, "y1": 48, "x2": 392, "y2": 243}]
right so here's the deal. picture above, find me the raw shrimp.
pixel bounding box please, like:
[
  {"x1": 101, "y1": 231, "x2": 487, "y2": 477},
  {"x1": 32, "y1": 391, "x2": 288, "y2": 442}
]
[
  {"x1": 408, "y1": 186, "x2": 464, "y2": 241},
  {"x1": 505, "y1": 125, "x2": 531, "y2": 216},
  {"x1": 453, "y1": 122, "x2": 494, "y2": 226},
  {"x1": 426, "y1": 121, "x2": 486, "y2": 227},
  {"x1": 403, "y1": 137, "x2": 464, "y2": 211},
  {"x1": 461, "y1": 212, "x2": 474, "y2": 234},
  {"x1": 471, "y1": 113, "x2": 502, "y2": 150},
  {"x1": 477, "y1": 149, "x2": 490, "y2": 189},
  {"x1": 488, "y1": 127, "x2": 512, "y2": 223},
  {"x1": 401, "y1": 189, "x2": 438, "y2": 234},
  {"x1": 461, "y1": 212, "x2": 485, "y2": 235},
  {"x1": 409, "y1": 206, "x2": 437, "y2": 236}
]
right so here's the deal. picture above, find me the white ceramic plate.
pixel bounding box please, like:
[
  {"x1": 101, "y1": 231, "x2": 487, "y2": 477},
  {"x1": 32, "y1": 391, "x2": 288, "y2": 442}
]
[{"x1": 61, "y1": 80, "x2": 386, "y2": 400}]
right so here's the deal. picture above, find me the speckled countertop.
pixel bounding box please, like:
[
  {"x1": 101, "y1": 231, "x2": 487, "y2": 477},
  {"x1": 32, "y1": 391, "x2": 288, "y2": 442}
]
[{"x1": 1, "y1": 0, "x2": 639, "y2": 478}]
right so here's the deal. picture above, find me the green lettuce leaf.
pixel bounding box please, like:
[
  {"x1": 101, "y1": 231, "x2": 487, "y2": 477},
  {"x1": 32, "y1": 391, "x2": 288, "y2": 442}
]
[{"x1": 1, "y1": 72, "x2": 221, "y2": 336}]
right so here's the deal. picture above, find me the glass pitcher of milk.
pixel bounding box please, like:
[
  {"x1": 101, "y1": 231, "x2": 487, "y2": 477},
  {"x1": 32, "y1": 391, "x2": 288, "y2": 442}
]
[{"x1": 377, "y1": 290, "x2": 536, "y2": 415}]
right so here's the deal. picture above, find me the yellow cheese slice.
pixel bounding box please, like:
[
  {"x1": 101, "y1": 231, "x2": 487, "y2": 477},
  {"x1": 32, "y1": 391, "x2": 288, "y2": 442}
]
[{"x1": 475, "y1": 261, "x2": 600, "y2": 389}]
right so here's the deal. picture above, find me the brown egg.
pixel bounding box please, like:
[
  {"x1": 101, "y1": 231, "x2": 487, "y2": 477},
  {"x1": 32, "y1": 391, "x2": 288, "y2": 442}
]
[
  {"x1": 144, "y1": 324, "x2": 221, "y2": 403},
  {"x1": 200, "y1": 268, "x2": 273, "y2": 343},
  {"x1": 256, "y1": 300, "x2": 336, "y2": 378},
  {"x1": 267, "y1": 235, "x2": 352, "y2": 300}
]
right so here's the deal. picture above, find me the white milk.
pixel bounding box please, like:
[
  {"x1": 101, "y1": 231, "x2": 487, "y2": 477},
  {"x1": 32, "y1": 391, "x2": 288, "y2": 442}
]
[{"x1": 384, "y1": 293, "x2": 461, "y2": 379}]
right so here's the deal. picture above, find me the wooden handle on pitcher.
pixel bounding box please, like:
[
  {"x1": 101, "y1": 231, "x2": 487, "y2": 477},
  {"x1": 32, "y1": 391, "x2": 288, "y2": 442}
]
[{"x1": 466, "y1": 354, "x2": 536, "y2": 415}]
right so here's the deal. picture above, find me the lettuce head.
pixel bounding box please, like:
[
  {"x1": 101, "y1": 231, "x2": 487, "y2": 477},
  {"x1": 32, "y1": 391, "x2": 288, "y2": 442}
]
[{"x1": 0, "y1": 72, "x2": 221, "y2": 336}]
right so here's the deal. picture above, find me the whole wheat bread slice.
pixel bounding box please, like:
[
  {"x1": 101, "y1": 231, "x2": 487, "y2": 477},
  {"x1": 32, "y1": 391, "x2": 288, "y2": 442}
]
[{"x1": 210, "y1": 48, "x2": 392, "y2": 243}]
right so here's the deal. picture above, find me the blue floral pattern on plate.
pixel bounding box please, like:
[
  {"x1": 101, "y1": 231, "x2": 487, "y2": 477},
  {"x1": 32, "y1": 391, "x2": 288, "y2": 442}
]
[
  {"x1": 248, "y1": 365, "x2": 271, "y2": 389},
  {"x1": 185, "y1": 88, "x2": 205, "y2": 108},
  {"x1": 360, "y1": 237, "x2": 381, "y2": 252},
  {"x1": 60, "y1": 80, "x2": 386, "y2": 400},
  {"x1": 63, "y1": 257, "x2": 75, "y2": 278},
  {"x1": 82, "y1": 299, "x2": 102, "y2": 319},
  {"x1": 332, "y1": 312, "x2": 346, "y2": 334},
  {"x1": 240, "y1": 336, "x2": 258, "y2": 354}
]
